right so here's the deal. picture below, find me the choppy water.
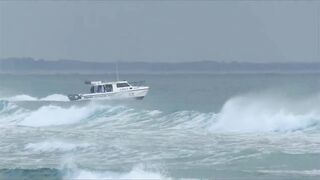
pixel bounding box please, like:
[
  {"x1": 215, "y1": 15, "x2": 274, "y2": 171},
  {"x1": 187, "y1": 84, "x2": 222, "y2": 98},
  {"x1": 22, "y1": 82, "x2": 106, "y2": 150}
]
[{"x1": 0, "y1": 73, "x2": 320, "y2": 179}]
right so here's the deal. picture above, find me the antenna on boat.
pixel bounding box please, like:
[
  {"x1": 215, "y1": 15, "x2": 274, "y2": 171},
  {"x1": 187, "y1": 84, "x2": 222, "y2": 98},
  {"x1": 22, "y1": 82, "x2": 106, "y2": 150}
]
[
  {"x1": 316, "y1": 4, "x2": 320, "y2": 58},
  {"x1": 115, "y1": 61, "x2": 119, "y2": 81}
]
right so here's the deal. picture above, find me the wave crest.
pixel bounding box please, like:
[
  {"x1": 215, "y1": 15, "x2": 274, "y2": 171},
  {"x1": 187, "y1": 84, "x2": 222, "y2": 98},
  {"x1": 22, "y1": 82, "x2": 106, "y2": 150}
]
[
  {"x1": 62, "y1": 161, "x2": 166, "y2": 180},
  {"x1": 1, "y1": 92, "x2": 320, "y2": 132},
  {"x1": 3, "y1": 94, "x2": 69, "y2": 102},
  {"x1": 65, "y1": 166, "x2": 165, "y2": 180},
  {"x1": 209, "y1": 94, "x2": 320, "y2": 133},
  {"x1": 19, "y1": 104, "x2": 103, "y2": 127}
]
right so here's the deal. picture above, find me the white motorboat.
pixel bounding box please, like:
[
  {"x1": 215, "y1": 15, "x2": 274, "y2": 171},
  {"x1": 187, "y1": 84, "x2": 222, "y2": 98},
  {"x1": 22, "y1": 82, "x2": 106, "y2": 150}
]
[{"x1": 68, "y1": 80, "x2": 149, "y2": 101}]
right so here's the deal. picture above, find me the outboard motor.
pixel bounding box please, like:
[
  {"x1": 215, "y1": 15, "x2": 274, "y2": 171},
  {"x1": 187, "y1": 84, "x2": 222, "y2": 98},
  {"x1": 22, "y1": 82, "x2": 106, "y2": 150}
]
[{"x1": 68, "y1": 94, "x2": 82, "y2": 101}]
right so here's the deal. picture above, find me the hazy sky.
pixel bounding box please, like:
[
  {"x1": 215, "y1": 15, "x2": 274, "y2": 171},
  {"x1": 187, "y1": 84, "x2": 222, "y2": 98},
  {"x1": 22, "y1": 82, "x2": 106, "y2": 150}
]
[{"x1": 0, "y1": 1, "x2": 319, "y2": 62}]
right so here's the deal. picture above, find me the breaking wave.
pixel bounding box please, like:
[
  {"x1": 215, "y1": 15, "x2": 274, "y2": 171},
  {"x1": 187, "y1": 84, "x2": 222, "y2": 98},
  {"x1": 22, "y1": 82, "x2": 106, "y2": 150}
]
[
  {"x1": 60, "y1": 159, "x2": 167, "y2": 179},
  {"x1": 3, "y1": 94, "x2": 69, "y2": 102},
  {"x1": 0, "y1": 165, "x2": 167, "y2": 180},
  {"x1": 1, "y1": 92, "x2": 320, "y2": 132},
  {"x1": 0, "y1": 100, "x2": 214, "y2": 129},
  {"x1": 209, "y1": 93, "x2": 320, "y2": 133},
  {"x1": 19, "y1": 104, "x2": 103, "y2": 127},
  {"x1": 0, "y1": 100, "x2": 103, "y2": 126},
  {"x1": 64, "y1": 166, "x2": 166, "y2": 180}
]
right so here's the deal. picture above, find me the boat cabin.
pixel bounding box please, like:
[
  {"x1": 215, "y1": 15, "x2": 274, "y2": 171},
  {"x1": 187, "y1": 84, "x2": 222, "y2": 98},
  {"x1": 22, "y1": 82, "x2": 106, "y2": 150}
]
[{"x1": 85, "y1": 80, "x2": 132, "y2": 93}]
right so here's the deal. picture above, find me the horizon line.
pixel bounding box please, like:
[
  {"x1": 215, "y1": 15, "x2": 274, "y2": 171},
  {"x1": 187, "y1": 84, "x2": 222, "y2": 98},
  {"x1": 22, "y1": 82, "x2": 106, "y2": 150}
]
[{"x1": 1, "y1": 57, "x2": 320, "y2": 64}]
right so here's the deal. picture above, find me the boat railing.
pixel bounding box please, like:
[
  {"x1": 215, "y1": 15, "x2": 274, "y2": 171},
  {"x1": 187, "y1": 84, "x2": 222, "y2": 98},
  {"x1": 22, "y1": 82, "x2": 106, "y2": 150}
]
[
  {"x1": 85, "y1": 80, "x2": 102, "y2": 85},
  {"x1": 84, "y1": 80, "x2": 146, "y2": 86},
  {"x1": 129, "y1": 81, "x2": 146, "y2": 86}
]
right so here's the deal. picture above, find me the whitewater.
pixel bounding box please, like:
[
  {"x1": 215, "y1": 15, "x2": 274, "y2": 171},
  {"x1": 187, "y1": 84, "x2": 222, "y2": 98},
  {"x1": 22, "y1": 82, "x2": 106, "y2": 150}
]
[{"x1": 0, "y1": 73, "x2": 319, "y2": 179}]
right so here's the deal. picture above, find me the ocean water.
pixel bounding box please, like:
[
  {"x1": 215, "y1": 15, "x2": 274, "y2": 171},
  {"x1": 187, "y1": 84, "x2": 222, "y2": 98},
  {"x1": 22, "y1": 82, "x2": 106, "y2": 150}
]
[{"x1": 0, "y1": 73, "x2": 320, "y2": 179}]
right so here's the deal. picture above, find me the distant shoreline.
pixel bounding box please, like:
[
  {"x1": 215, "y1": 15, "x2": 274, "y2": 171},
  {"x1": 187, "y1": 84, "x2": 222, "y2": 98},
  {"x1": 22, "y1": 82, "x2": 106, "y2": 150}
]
[{"x1": 2, "y1": 57, "x2": 320, "y2": 74}]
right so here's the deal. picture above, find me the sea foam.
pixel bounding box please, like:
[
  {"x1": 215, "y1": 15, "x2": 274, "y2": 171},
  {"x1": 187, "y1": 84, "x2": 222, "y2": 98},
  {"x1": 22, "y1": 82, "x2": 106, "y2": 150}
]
[
  {"x1": 6, "y1": 94, "x2": 38, "y2": 101},
  {"x1": 210, "y1": 94, "x2": 320, "y2": 133},
  {"x1": 25, "y1": 140, "x2": 90, "y2": 153},
  {"x1": 2, "y1": 92, "x2": 320, "y2": 132},
  {"x1": 40, "y1": 94, "x2": 69, "y2": 102},
  {"x1": 19, "y1": 104, "x2": 101, "y2": 127},
  {"x1": 4, "y1": 94, "x2": 69, "y2": 102},
  {"x1": 64, "y1": 165, "x2": 166, "y2": 180}
]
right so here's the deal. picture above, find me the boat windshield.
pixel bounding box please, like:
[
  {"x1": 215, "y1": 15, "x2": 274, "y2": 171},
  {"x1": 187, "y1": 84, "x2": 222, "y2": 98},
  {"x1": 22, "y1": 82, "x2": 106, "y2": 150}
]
[{"x1": 116, "y1": 83, "x2": 130, "y2": 88}]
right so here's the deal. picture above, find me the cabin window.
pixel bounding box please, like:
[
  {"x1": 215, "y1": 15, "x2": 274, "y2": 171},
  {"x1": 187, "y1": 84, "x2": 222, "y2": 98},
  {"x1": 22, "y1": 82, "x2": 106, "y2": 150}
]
[
  {"x1": 97, "y1": 85, "x2": 103, "y2": 93},
  {"x1": 116, "y1": 83, "x2": 130, "y2": 88},
  {"x1": 90, "y1": 86, "x2": 99, "y2": 93},
  {"x1": 90, "y1": 86, "x2": 95, "y2": 93},
  {"x1": 104, "y1": 84, "x2": 113, "y2": 92}
]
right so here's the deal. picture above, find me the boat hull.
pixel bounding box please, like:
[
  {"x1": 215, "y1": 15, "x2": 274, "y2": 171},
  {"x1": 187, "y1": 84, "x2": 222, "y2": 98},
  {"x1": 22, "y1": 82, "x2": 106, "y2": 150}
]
[{"x1": 68, "y1": 87, "x2": 149, "y2": 101}]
